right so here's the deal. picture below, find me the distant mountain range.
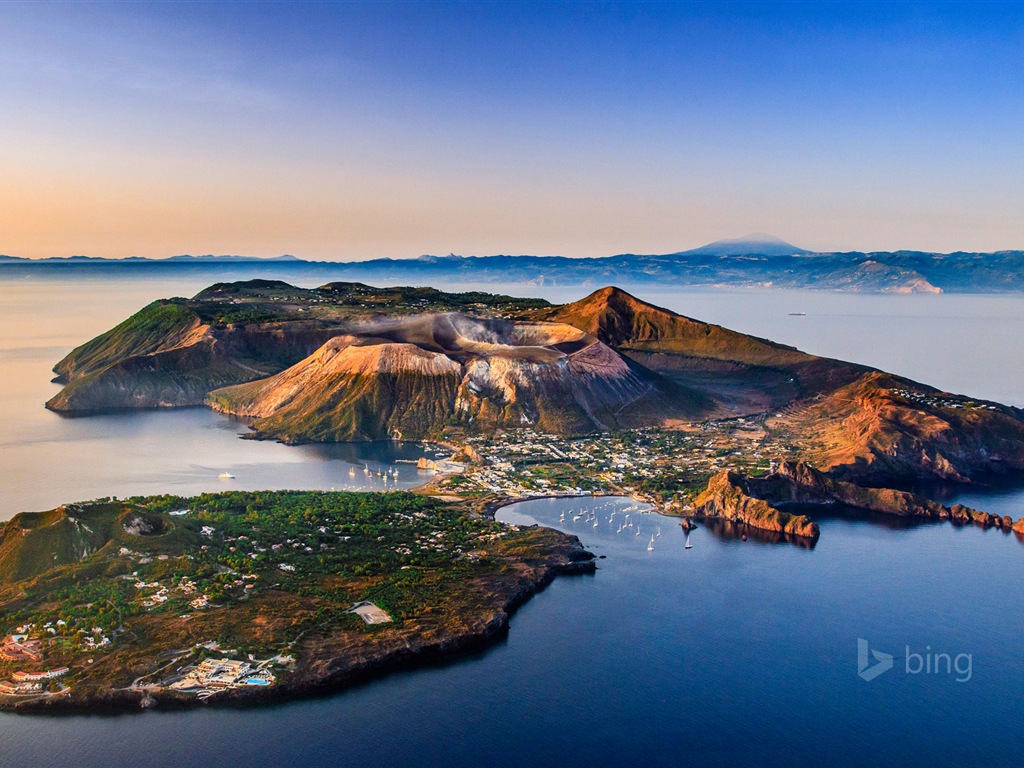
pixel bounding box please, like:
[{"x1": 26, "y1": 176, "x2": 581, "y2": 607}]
[
  {"x1": 0, "y1": 253, "x2": 301, "y2": 264},
  {"x1": 6, "y1": 234, "x2": 1024, "y2": 293}
]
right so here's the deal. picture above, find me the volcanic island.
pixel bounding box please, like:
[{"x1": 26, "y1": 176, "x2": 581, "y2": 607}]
[{"x1": 3, "y1": 281, "x2": 1023, "y2": 711}]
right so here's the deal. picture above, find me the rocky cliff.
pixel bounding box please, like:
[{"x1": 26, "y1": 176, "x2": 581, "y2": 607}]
[
  {"x1": 47, "y1": 298, "x2": 344, "y2": 413},
  {"x1": 693, "y1": 461, "x2": 1012, "y2": 539},
  {"x1": 776, "y1": 372, "x2": 1024, "y2": 484},
  {"x1": 693, "y1": 471, "x2": 820, "y2": 539},
  {"x1": 769, "y1": 461, "x2": 1008, "y2": 527}
]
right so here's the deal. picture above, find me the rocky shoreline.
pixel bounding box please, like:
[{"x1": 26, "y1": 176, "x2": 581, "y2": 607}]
[
  {"x1": 692, "y1": 461, "x2": 1018, "y2": 541},
  {"x1": 0, "y1": 530, "x2": 594, "y2": 715}
]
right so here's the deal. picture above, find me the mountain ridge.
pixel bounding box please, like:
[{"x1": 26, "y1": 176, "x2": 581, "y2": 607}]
[{"x1": 7, "y1": 241, "x2": 1024, "y2": 293}]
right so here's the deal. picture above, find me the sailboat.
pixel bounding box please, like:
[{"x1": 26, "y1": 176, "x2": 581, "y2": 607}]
[
  {"x1": 684, "y1": 533, "x2": 693, "y2": 550},
  {"x1": 647, "y1": 536, "x2": 655, "y2": 551},
  {"x1": 348, "y1": 467, "x2": 356, "y2": 477}
]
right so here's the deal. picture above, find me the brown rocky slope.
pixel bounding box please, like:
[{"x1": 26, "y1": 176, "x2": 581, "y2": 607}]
[{"x1": 208, "y1": 313, "x2": 701, "y2": 441}]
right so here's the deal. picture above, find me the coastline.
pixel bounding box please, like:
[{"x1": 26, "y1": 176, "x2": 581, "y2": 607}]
[{"x1": 0, "y1": 527, "x2": 594, "y2": 715}]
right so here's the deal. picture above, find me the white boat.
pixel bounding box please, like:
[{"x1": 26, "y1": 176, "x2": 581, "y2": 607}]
[
  {"x1": 218, "y1": 472, "x2": 234, "y2": 479},
  {"x1": 684, "y1": 535, "x2": 693, "y2": 550},
  {"x1": 647, "y1": 536, "x2": 655, "y2": 551}
]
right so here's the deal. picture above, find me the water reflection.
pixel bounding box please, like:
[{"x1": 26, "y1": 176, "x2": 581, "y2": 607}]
[
  {"x1": 499, "y1": 495, "x2": 714, "y2": 558},
  {"x1": 0, "y1": 401, "x2": 435, "y2": 520},
  {"x1": 697, "y1": 517, "x2": 818, "y2": 549}
]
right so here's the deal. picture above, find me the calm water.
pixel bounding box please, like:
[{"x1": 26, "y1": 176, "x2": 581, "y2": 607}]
[
  {"x1": 2, "y1": 498, "x2": 1022, "y2": 767},
  {"x1": 1, "y1": 275, "x2": 1023, "y2": 767},
  {"x1": 0, "y1": 278, "x2": 436, "y2": 520}
]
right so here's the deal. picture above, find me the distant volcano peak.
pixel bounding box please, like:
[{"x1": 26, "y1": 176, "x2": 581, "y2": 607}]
[{"x1": 675, "y1": 233, "x2": 810, "y2": 257}]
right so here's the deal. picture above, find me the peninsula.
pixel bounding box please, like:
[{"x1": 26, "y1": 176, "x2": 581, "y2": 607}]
[{"x1": 0, "y1": 491, "x2": 593, "y2": 711}]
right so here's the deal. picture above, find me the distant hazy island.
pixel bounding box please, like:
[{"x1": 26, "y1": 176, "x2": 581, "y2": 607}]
[
  {"x1": 6, "y1": 279, "x2": 1024, "y2": 711},
  {"x1": 6, "y1": 234, "x2": 1024, "y2": 293}
]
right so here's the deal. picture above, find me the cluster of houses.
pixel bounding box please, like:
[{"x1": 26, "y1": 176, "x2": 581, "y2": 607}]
[
  {"x1": 81, "y1": 628, "x2": 112, "y2": 650},
  {"x1": 135, "y1": 579, "x2": 170, "y2": 608},
  {"x1": 0, "y1": 632, "x2": 70, "y2": 696},
  {"x1": 458, "y1": 424, "x2": 782, "y2": 503},
  {"x1": 131, "y1": 574, "x2": 234, "y2": 613},
  {"x1": 891, "y1": 388, "x2": 998, "y2": 412},
  {"x1": 0, "y1": 633, "x2": 43, "y2": 662}
]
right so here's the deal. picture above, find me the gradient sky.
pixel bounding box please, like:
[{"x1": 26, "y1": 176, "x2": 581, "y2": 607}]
[{"x1": 2, "y1": 1, "x2": 1023, "y2": 260}]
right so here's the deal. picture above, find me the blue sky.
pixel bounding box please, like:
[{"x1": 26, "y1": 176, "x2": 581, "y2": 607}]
[{"x1": 1, "y1": 1, "x2": 1022, "y2": 259}]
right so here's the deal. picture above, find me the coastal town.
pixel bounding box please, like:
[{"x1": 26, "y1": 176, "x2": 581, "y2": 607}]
[{"x1": 438, "y1": 420, "x2": 806, "y2": 511}]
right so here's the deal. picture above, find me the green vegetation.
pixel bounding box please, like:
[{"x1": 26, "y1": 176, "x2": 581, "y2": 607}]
[
  {"x1": 0, "y1": 490, "x2": 580, "y2": 704},
  {"x1": 52, "y1": 301, "x2": 199, "y2": 382},
  {"x1": 314, "y1": 283, "x2": 552, "y2": 314}
]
